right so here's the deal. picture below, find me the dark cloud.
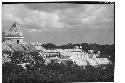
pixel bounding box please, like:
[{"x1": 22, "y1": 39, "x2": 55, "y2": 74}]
[
  {"x1": 24, "y1": 3, "x2": 85, "y2": 12},
  {"x1": 2, "y1": 3, "x2": 114, "y2": 44}
]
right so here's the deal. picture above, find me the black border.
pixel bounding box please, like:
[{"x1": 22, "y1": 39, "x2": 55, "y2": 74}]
[{"x1": 2, "y1": 1, "x2": 115, "y2": 4}]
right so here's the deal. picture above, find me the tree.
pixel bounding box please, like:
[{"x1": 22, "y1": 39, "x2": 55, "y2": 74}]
[
  {"x1": 81, "y1": 43, "x2": 90, "y2": 52},
  {"x1": 67, "y1": 43, "x2": 74, "y2": 49},
  {"x1": 42, "y1": 43, "x2": 56, "y2": 49}
]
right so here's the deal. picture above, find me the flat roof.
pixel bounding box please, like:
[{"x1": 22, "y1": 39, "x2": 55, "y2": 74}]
[{"x1": 5, "y1": 36, "x2": 24, "y2": 39}]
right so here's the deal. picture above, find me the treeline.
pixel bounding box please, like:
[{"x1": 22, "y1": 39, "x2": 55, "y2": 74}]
[{"x1": 42, "y1": 43, "x2": 115, "y2": 63}]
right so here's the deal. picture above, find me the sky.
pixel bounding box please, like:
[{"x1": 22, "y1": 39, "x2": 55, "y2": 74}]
[{"x1": 2, "y1": 3, "x2": 114, "y2": 45}]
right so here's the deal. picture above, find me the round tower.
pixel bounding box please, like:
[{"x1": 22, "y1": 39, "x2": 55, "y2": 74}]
[{"x1": 4, "y1": 22, "x2": 24, "y2": 44}]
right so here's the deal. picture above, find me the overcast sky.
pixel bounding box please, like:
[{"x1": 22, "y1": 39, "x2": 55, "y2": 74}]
[{"x1": 2, "y1": 3, "x2": 114, "y2": 45}]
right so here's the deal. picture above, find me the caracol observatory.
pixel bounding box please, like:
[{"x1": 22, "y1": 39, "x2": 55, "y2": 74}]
[{"x1": 4, "y1": 22, "x2": 24, "y2": 44}]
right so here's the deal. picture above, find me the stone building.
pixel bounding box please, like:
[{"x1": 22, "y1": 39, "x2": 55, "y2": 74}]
[
  {"x1": 30, "y1": 42, "x2": 43, "y2": 51},
  {"x1": 4, "y1": 22, "x2": 24, "y2": 44}
]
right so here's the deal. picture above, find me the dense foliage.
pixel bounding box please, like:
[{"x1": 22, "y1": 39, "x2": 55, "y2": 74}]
[{"x1": 3, "y1": 50, "x2": 114, "y2": 83}]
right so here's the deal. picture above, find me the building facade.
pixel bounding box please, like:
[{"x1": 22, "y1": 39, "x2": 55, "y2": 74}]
[{"x1": 4, "y1": 22, "x2": 24, "y2": 44}]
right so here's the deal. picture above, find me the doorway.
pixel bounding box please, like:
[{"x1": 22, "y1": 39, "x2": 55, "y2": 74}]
[{"x1": 17, "y1": 40, "x2": 19, "y2": 44}]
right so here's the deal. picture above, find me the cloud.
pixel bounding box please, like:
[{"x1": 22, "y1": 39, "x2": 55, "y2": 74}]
[
  {"x1": 81, "y1": 4, "x2": 114, "y2": 25},
  {"x1": 2, "y1": 4, "x2": 114, "y2": 33},
  {"x1": 25, "y1": 3, "x2": 85, "y2": 12},
  {"x1": 28, "y1": 29, "x2": 42, "y2": 33},
  {"x1": 2, "y1": 5, "x2": 22, "y2": 24},
  {"x1": 58, "y1": 4, "x2": 114, "y2": 28},
  {"x1": 2, "y1": 4, "x2": 64, "y2": 32}
]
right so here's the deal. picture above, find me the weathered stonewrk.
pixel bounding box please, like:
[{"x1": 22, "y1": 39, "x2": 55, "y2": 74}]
[{"x1": 4, "y1": 22, "x2": 24, "y2": 44}]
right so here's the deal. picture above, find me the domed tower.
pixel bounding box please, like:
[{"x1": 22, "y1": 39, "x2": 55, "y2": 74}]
[{"x1": 4, "y1": 22, "x2": 24, "y2": 44}]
